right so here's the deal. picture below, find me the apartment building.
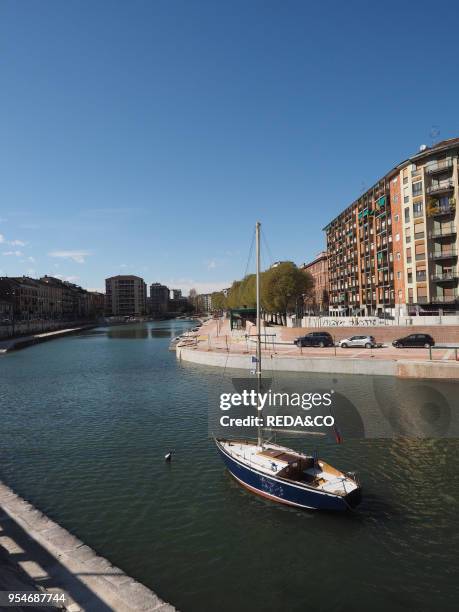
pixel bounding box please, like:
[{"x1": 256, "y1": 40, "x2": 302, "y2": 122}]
[
  {"x1": 0, "y1": 275, "x2": 103, "y2": 320},
  {"x1": 105, "y1": 275, "x2": 147, "y2": 316},
  {"x1": 397, "y1": 139, "x2": 459, "y2": 310},
  {"x1": 301, "y1": 252, "x2": 329, "y2": 313},
  {"x1": 150, "y1": 283, "x2": 169, "y2": 314},
  {"x1": 325, "y1": 137, "x2": 459, "y2": 315}
]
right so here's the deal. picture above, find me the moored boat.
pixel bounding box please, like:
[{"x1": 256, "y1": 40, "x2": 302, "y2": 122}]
[
  {"x1": 215, "y1": 221, "x2": 362, "y2": 511},
  {"x1": 215, "y1": 438, "x2": 361, "y2": 511}
]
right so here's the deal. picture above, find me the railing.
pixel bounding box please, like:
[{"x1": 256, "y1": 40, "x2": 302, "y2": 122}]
[
  {"x1": 431, "y1": 270, "x2": 458, "y2": 282},
  {"x1": 431, "y1": 295, "x2": 458, "y2": 303},
  {"x1": 425, "y1": 159, "x2": 453, "y2": 174},
  {"x1": 428, "y1": 205, "x2": 455, "y2": 217},
  {"x1": 429, "y1": 225, "x2": 457, "y2": 238},
  {"x1": 432, "y1": 248, "x2": 458, "y2": 259},
  {"x1": 426, "y1": 180, "x2": 455, "y2": 195}
]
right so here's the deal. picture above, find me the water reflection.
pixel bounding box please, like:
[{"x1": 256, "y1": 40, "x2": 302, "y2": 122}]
[{"x1": 108, "y1": 325, "x2": 149, "y2": 339}]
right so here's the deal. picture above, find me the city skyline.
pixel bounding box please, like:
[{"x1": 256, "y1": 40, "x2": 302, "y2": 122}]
[{"x1": 2, "y1": 1, "x2": 459, "y2": 293}]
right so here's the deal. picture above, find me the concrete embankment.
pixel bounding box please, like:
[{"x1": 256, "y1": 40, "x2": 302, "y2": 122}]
[
  {"x1": 0, "y1": 326, "x2": 95, "y2": 353},
  {"x1": 0, "y1": 481, "x2": 175, "y2": 611},
  {"x1": 177, "y1": 346, "x2": 459, "y2": 380}
]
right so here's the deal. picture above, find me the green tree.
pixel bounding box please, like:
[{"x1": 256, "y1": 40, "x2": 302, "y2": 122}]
[
  {"x1": 211, "y1": 291, "x2": 226, "y2": 310},
  {"x1": 262, "y1": 262, "x2": 313, "y2": 324}
]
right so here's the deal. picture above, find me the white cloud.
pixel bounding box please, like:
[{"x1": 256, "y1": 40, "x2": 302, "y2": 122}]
[
  {"x1": 0, "y1": 234, "x2": 4, "y2": 243},
  {"x1": 3, "y1": 250, "x2": 23, "y2": 257},
  {"x1": 55, "y1": 274, "x2": 80, "y2": 282},
  {"x1": 26, "y1": 268, "x2": 36, "y2": 277},
  {"x1": 28, "y1": 256, "x2": 35, "y2": 262},
  {"x1": 9, "y1": 239, "x2": 26, "y2": 246},
  {"x1": 48, "y1": 250, "x2": 91, "y2": 263},
  {"x1": 207, "y1": 259, "x2": 217, "y2": 270}
]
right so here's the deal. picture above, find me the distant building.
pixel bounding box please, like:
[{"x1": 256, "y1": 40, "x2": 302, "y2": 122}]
[
  {"x1": 199, "y1": 293, "x2": 213, "y2": 312},
  {"x1": 105, "y1": 275, "x2": 146, "y2": 316},
  {"x1": 0, "y1": 275, "x2": 103, "y2": 321},
  {"x1": 270, "y1": 260, "x2": 294, "y2": 269},
  {"x1": 171, "y1": 289, "x2": 182, "y2": 300},
  {"x1": 150, "y1": 283, "x2": 169, "y2": 314},
  {"x1": 301, "y1": 252, "x2": 329, "y2": 313}
]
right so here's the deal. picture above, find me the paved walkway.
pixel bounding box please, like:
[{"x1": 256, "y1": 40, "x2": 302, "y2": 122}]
[
  {"x1": 0, "y1": 482, "x2": 175, "y2": 612},
  {"x1": 185, "y1": 319, "x2": 459, "y2": 363}
]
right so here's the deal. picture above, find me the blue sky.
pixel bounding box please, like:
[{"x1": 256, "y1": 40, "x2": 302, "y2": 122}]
[{"x1": 1, "y1": 0, "x2": 459, "y2": 294}]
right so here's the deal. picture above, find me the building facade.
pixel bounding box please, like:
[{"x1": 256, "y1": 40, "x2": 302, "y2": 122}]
[
  {"x1": 325, "y1": 137, "x2": 459, "y2": 316},
  {"x1": 105, "y1": 275, "x2": 147, "y2": 317},
  {"x1": 0, "y1": 275, "x2": 104, "y2": 321},
  {"x1": 150, "y1": 283, "x2": 169, "y2": 314},
  {"x1": 301, "y1": 252, "x2": 328, "y2": 313}
]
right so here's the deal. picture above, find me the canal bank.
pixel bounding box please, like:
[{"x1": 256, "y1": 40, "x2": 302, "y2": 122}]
[
  {"x1": 0, "y1": 481, "x2": 175, "y2": 612},
  {"x1": 176, "y1": 319, "x2": 459, "y2": 380},
  {"x1": 176, "y1": 345, "x2": 459, "y2": 379},
  {"x1": 0, "y1": 326, "x2": 97, "y2": 353}
]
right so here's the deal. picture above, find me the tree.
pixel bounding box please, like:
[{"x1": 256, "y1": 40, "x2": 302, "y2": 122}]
[
  {"x1": 262, "y1": 262, "x2": 313, "y2": 325},
  {"x1": 211, "y1": 291, "x2": 226, "y2": 311}
]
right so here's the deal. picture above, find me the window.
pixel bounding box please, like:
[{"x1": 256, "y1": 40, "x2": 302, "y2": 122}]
[
  {"x1": 415, "y1": 243, "x2": 425, "y2": 261},
  {"x1": 397, "y1": 272, "x2": 401, "y2": 280},
  {"x1": 395, "y1": 233, "x2": 400, "y2": 242},
  {"x1": 403, "y1": 177, "x2": 408, "y2": 184},
  {"x1": 413, "y1": 201, "x2": 424, "y2": 218},
  {"x1": 393, "y1": 194, "x2": 399, "y2": 203},
  {"x1": 396, "y1": 252, "x2": 401, "y2": 261},
  {"x1": 408, "y1": 271, "x2": 413, "y2": 283},
  {"x1": 412, "y1": 182, "x2": 423, "y2": 196},
  {"x1": 394, "y1": 214, "x2": 399, "y2": 222}
]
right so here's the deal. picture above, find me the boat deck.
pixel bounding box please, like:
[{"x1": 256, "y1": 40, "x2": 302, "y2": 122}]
[{"x1": 219, "y1": 440, "x2": 358, "y2": 497}]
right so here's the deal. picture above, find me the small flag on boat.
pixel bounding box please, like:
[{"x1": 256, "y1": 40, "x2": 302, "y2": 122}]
[
  {"x1": 333, "y1": 424, "x2": 343, "y2": 444},
  {"x1": 251, "y1": 356, "x2": 258, "y2": 363}
]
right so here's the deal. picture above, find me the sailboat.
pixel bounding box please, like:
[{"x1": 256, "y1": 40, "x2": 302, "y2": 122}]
[{"x1": 215, "y1": 222, "x2": 362, "y2": 511}]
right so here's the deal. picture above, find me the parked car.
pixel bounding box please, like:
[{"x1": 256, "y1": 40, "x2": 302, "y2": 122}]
[
  {"x1": 392, "y1": 333, "x2": 435, "y2": 348},
  {"x1": 339, "y1": 335, "x2": 376, "y2": 349},
  {"x1": 295, "y1": 332, "x2": 334, "y2": 348}
]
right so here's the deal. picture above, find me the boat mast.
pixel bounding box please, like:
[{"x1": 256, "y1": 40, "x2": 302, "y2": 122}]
[{"x1": 256, "y1": 221, "x2": 263, "y2": 448}]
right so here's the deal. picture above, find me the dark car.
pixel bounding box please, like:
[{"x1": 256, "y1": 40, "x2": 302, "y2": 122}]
[
  {"x1": 295, "y1": 332, "x2": 334, "y2": 348},
  {"x1": 392, "y1": 333, "x2": 435, "y2": 348}
]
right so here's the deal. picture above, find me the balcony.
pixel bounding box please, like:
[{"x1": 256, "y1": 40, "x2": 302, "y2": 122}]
[
  {"x1": 429, "y1": 225, "x2": 457, "y2": 238},
  {"x1": 431, "y1": 294, "x2": 458, "y2": 304},
  {"x1": 431, "y1": 248, "x2": 458, "y2": 260},
  {"x1": 427, "y1": 198, "x2": 456, "y2": 217},
  {"x1": 431, "y1": 269, "x2": 458, "y2": 282},
  {"x1": 425, "y1": 159, "x2": 453, "y2": 175},
  {"x1": 426, "y1": 180, "x2": 455, "y2": 195}
]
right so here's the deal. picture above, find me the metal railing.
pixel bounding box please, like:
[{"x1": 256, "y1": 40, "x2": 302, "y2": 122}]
[
  {"x1": 431, "y1": 248, "x2": 458, "y2": 259},
  {"x1": 431, "y1": 295, "x2": 458, "y2": 303},
  {"x1": 425, "y1": 159, "x2": 453, "y2": 174},
  {"x1": 427, "y1": 180, "x2": 455, "y2": 195},
  {"x1": 429, "y1": 225, "x2": 457, "y2": 238},
  {"x1": 431, "y1": 270, "x2": 458, "y2": 281}
]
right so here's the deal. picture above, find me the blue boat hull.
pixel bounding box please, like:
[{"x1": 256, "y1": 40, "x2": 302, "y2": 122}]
[{"x1": 216, "y1": 440, "x2": 360, "y2": 511}]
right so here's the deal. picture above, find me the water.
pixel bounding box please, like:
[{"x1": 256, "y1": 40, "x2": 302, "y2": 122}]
[{"x1": 0, "y1": 320, "x2": 458, "y2": 612}]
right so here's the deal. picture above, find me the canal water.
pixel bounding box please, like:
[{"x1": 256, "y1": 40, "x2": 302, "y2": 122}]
[{"x1": 0, "y1": 320, "x2": 458, "y2": 612}]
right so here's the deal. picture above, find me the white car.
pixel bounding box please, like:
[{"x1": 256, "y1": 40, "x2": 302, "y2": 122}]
[{"x1": 339, "y1": 335, "x2": 376, "y2": 349}]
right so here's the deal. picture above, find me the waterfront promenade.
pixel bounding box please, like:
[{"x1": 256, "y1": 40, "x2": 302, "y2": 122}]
[
  {"x1": 0, "y1": 482, "x2": 174, "y2": 612},
  {"x1": 177, "y1": 318, "x2": 459, "y2": 379}
]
